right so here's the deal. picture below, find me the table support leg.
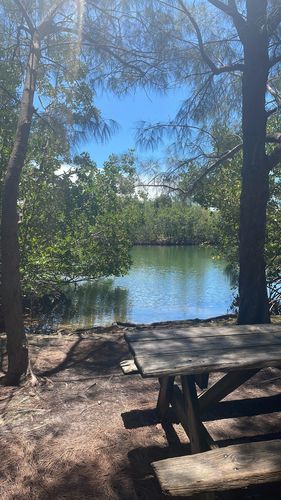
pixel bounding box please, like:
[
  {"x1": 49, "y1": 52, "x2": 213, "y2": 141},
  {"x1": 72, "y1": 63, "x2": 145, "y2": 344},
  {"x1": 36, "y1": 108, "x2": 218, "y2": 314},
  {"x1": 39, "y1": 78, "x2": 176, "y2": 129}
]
[
  {"x1": 171, "y1": 384, "x2": 217, "y2": 451},
  {"x1": 198, "y1": 369, "x2": 259, "y2": 413},
  {"x1": 194, "y1": 372, "x2": 209, "y2": 390},
  {"x1": 181, "y1": 375, "x2": 215, "y2": 500},
  {"x1": 181, "y1": 375, "x2": 207, "y2": 454},
  {"x1": 157, "y1": 376, "x2": 174, "y2": 420}
]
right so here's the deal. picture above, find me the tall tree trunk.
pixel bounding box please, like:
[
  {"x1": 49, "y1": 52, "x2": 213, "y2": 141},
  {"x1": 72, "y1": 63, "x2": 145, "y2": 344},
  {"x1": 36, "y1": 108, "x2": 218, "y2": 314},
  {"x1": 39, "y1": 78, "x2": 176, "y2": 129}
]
[
  {"x1": 1, "y1": 31, "x2": 40, "y2": 385},
  {"x1": 238, "y1": 1, "x2": 270, "y2": 325}
]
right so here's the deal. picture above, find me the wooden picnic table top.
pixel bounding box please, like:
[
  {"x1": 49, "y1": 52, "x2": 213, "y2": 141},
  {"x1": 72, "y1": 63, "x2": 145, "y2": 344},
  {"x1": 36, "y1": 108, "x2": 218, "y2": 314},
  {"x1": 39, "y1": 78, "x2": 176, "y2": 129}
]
[{"x1": 125, "y1": 324, "x2": 281, "y2": 378}]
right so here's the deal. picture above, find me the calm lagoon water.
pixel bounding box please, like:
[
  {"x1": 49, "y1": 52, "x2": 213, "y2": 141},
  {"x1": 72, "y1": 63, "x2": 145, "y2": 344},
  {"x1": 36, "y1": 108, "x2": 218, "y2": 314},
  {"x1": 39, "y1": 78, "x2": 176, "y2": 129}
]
[{"x1": 46, "y1": 246, "x2": 234, "y2": 328}]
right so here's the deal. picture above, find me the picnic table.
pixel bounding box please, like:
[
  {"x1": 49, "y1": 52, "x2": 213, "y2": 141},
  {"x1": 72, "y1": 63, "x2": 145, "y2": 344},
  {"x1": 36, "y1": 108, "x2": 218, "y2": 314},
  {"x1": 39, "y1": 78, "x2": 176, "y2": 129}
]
[{"x1": 125, "y1": 324, "x2": 281, "y2": 497}]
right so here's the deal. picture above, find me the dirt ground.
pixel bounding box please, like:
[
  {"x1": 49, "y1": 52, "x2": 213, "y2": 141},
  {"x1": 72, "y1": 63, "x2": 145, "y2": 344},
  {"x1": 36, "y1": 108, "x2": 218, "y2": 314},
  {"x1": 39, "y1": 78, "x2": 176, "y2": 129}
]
[{"x1": 1, "y1": 319, "x2": 281, "y2": 500}]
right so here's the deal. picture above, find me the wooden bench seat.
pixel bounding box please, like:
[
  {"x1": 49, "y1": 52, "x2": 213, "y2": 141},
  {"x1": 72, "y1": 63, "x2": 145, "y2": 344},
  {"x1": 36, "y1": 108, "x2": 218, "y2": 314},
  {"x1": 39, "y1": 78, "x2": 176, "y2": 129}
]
[
  {"x1": 152, "y1": 440, "x2": 281, "y2": 496},
  {"x1": 120, "y1": 359, "x2": 139, "y2": 374}
]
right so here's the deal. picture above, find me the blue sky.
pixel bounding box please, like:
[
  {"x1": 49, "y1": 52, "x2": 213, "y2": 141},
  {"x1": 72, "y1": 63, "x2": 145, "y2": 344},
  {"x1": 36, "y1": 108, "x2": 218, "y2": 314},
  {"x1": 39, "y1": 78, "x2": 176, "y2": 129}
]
[{"x1": 81, "y1": 87, "x2": 187, "y2": 166}]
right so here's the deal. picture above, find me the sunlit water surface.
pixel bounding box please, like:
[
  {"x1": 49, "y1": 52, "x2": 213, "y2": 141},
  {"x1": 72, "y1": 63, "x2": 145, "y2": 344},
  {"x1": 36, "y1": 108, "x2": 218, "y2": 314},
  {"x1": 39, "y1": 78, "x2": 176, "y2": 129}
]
[{"x1": 42, "y1": 246, "x2": 234, "y2": 328}]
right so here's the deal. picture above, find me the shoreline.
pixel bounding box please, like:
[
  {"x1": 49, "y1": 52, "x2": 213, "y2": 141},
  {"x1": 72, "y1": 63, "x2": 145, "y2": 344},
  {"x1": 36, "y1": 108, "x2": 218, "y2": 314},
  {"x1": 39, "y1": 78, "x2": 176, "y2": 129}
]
[
  {"x1": 133, "y1": 241, "x2": 215, "y2": 246},
  {"x1": 2, "y1": 313, "x2": 279, "y2": 338}
]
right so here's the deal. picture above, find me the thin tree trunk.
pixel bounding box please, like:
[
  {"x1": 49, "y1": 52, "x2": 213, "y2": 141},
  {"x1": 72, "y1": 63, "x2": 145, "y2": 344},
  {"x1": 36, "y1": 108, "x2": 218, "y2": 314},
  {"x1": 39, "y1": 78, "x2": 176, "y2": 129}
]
[
  {"x1": 238, "y1": 1, "x2": 270, "y2": 325},
  {"x1": 0, "y1": 247, "x2": 4, "y2": 332},
  {"x1": 1, "y1": 31, "x2": 40, "y2": 385}
]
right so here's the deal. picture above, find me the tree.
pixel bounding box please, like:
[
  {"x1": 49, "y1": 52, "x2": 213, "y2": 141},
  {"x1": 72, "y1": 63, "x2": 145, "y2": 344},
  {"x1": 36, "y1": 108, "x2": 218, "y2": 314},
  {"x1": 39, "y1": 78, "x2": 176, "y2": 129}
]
[
  {"x1": 0, "y1": 22, "x2": 21, "y2": 329},
  {"x1": 0, "y1": 0, "x2": 143, "y2": 385},
  {"x1": 19, "y1": 150, "x2": 137, "y2": 296},
  {"x1": 189, "y1": 120, "x2": 281, "y2": 315},
  {"x1": 133, "y1": 0, "x2": 281, "y2": 324},
  {"x1": 1, "y1": 0, "x2": 65, "y2": 385}
]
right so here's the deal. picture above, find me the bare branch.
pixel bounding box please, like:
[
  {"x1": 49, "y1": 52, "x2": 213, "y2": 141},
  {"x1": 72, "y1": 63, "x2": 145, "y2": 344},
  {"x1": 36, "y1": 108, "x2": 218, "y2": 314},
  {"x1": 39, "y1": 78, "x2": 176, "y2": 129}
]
[
  {"x1": 267, "y1": 82, "x2": 281, "y2": 107},
  {"x1": 188, "y1": 132, "x2": 281, "y2": 190},
  {"x1": 136, "y1": 141, "x2": 243, "y2": 198},
  {"x1": 187, "y1": 142, "x2": 243, "y2": 194},
  {"x1": 143, "y1": 129, "x2": 281, "y2": 196}
]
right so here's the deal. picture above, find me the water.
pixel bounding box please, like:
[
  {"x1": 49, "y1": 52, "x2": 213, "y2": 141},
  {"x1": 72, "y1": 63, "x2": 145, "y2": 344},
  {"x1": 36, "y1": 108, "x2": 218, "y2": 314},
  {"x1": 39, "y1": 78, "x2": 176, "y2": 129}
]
[{"x1": 44, "y1": 246, "x2": 234, "y2": 328}]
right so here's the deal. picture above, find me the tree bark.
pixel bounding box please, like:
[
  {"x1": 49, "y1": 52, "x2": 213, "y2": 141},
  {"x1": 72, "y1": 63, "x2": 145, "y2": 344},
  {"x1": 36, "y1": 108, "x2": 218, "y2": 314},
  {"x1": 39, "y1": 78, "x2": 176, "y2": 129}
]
[
  {"x1": 238, "y1": 0, "x2": 270, "y2": 324},
  {"x1": 1, "y1": 31, "x2": 40, "y2": 385}
]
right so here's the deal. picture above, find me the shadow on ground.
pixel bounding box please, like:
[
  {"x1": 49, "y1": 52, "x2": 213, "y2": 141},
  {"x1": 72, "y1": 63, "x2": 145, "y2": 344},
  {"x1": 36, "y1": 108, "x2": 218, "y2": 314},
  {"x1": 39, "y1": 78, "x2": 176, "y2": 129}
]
[{"x1": 1, "y1": 332, "x2": 281, "y2": 499}]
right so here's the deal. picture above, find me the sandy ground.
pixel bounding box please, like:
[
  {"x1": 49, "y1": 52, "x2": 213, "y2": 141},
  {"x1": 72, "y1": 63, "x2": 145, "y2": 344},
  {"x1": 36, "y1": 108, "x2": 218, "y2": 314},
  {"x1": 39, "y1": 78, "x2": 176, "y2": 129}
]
[{"x1": 0, "y1": 321, "x2": 281, "y2": 500}]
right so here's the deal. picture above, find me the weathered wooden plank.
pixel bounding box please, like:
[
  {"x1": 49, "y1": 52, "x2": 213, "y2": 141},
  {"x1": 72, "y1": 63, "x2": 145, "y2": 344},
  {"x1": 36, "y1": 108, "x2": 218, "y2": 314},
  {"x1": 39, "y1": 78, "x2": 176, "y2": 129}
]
[
  {"x1": 157, "y1": 376, "x2": 174, "y2": 420},
  {"x1": 125, "y1": 324, "x2": 281, "y2": 343},
  {"x1": 152, "y1": 439, "x2": 281, "y2": 496},
  {"x1": 134, "y1": 344, "x2": 281, "y2": 377},
  {"x1": 127, "y1": 332, "x2": 281, "y2": 358},
  {"x1": 171, "y1": 384, "x2": 218, "y2": 450},
  {"x1": 119, "y1": 359, "x2": 139, "y2": 375},
  {"x1": 198, "y1": 369, "x2": 259, "y2": 413}
]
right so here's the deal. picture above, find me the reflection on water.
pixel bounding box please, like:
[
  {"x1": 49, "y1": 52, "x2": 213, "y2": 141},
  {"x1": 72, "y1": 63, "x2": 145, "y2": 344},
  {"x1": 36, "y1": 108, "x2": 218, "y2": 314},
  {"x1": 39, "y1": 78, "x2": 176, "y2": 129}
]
[
  {"x1": 42, "y1": 280, "x2": 129, "y2": 329},
  {"x1": 43, "y1": 246, "x2": 234, "y2": 328}
]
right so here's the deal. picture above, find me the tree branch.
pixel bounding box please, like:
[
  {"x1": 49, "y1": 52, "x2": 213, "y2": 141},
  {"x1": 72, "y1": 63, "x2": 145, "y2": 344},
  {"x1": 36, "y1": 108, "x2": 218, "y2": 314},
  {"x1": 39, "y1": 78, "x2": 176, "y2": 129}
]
[
  {"x1": 189, "y1": 132, "x2": 281, "y2": 191},
  {"x1": 269, "y1": 53, "x2": 281, "y2": 68},
  {"x1": 207, "y1": 0, "x2": 239, "y2": 17},
  {"x1": 14, "y1": 0, "x2": 35, "y2": 34},
  {"x1": 266, "y1": 133, "x2": 281, "y2": 144},
  {"x1": 156, "y1": 129, "x2": 281, "y2": 195},
  {"x1": 267, "y1": 146, "x2": 281, "y2": 170},
  {"x1": 186, "y1": 142, "x2": 242, "y2": 194},
  {"x1": 267, "y1": 82, "x2": 281, "y2": 107},
  {"x1": 207, "y1": 0, "x2": 247, "y2": 42},
  {"x1": 136, "y1": 142, "x2": 243, "y2": 197},
  {"x1": 38, "y1": 0, "x2": 66, "y2": 36},
  {"x1": 178, "y1": 0, "x2": 217, "y2": 73},
  {"x1": 178, "y1": 1, "x2": 243, "y2": 74},
  {"x1": 267, "y1": 5, "x2": 281, "y2": 34},
  {"x1": 135, "y1": 183, "x2": 187, "y2": 195},
  {"x1": 267, "y1": 131, "x2": 281, "y2": 170}
]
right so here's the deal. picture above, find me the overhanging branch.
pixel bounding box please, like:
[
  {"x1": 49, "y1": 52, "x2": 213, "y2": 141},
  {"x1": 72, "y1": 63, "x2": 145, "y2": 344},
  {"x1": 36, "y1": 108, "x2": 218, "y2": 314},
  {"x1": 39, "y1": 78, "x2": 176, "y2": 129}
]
[
  {"x1": 178, "y1": 0, "x2": 244, "y2": 74},
  {"x1": 186, "y1": 142, "x2": 242, "y2": 194},
  {"x1": 207, "y1": 0, "x2": 247, "y2": 42},
  {"x1": 208, "y1": 0, "x2": 241, "y2": 18},
  {"x1": 188, "y1": 132, "x2": 281, "y2": 193}
]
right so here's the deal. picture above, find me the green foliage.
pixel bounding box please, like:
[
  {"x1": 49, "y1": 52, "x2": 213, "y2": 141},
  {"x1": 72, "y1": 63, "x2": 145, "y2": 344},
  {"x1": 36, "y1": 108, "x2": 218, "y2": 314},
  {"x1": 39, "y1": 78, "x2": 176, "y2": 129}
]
[
  {"x1": 131, "y1": 195, "x2": 218, "y2": 245},
  {"x1": 0, "y1": 0, "x2": 142, "y2": 302},
  {"x1": 189, "y1": 154, "x2": 241, "y2": 280},
  {"x1": 187, "y1": 146, "x2": 281, "y2": 310},
  {"x1": 19, "y1": 151, "x2": 138, "y2": 296}
]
